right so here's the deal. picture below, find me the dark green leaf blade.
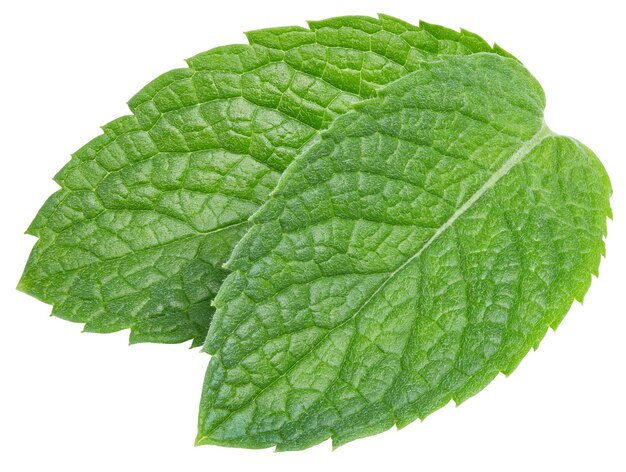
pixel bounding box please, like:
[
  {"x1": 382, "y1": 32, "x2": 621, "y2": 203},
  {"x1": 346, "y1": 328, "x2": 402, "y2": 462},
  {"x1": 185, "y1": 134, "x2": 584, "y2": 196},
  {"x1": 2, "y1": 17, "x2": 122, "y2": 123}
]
[
  {"x1": 19, "y1": 15, "x2": 506, "y2": 345},
  {"x1": 199, "y1": 54, "x2": 611, "y2": 449}
]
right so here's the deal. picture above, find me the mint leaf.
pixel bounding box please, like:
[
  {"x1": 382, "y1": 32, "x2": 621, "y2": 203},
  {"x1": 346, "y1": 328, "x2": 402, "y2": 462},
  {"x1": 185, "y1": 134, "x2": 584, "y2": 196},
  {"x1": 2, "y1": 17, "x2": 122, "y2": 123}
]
[
  {"x1": 19, "y1": 15, "x2": 507, "y2": 345},
  {"x1": 198, "y1": 54, "x2": 611, "y2": 450}
]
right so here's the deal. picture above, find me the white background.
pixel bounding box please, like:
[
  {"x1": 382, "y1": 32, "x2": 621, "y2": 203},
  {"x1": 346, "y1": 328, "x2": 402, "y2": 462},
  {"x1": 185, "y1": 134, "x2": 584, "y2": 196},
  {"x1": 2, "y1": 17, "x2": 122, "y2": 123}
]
[{"x1": 1, "y1": 1, "x2": 624, "y2": 470}]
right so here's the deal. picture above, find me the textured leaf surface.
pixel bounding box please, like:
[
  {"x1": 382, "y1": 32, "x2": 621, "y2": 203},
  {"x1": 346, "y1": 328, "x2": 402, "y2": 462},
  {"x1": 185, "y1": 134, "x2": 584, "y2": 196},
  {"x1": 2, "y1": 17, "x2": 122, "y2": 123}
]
[
  {"x1": 19, "y1": 15, "x2": 507, "y2": 345},
  {"x1": 199, "y1": 54, "x2": 611, "y2": 450}
]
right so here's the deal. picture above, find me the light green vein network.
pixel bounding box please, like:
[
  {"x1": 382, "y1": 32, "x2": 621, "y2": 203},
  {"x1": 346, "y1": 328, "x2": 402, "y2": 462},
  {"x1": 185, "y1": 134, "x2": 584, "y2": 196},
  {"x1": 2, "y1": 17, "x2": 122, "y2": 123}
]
[
  {"x1": 19, "y1": 15, "x2": 512, "y2": 346},
  {"x1": 198, "y1": 53, "x2": 611, "y2": 450}
]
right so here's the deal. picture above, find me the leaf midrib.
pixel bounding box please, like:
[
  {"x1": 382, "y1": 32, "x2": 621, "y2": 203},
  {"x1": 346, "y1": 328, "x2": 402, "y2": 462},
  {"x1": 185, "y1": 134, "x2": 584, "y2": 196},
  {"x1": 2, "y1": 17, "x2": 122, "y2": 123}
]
[
  {"x1": 199, "y1": 122, "x2": 553, "y2": 443},
  {"x1": 349, "y1": 123, "x2": 553, "y2": 327}
]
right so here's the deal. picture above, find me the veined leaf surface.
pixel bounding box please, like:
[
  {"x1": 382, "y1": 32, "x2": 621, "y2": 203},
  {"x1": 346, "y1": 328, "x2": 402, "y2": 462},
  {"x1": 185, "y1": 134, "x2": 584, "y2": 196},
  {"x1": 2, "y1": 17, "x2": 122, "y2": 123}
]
[
  {"x1": 199, "y1": 54, "x2": 611, "y2": 450},
  {"x1": 19, "y1": 15, "x2": 508, "y2": 345}
]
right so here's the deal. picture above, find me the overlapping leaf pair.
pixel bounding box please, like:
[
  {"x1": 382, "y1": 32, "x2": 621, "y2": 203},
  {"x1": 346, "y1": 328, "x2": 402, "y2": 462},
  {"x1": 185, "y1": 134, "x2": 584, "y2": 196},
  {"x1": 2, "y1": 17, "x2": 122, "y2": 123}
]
[{"x1": 20, "y1": 15, "x2": 611, "y2": 450}]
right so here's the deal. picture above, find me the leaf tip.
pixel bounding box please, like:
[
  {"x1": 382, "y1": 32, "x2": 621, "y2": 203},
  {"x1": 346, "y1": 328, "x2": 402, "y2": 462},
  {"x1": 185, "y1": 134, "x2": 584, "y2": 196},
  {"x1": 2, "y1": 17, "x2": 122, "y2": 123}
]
[
  {"x1": 330, "y1": 439, "x2": 342, "y2": 452},
  {"x1": 15, "y1": 276, "x2": 29, "y2": 295},
  {"x1": 243, "y1": 30, "x2": 256, "y2": 44},
  {"x1": 194, "y1": 433, "x2": 211, "y2": 447},
  {"x1": 127, "y1": 332, "x2": 141, "y2": 346}
]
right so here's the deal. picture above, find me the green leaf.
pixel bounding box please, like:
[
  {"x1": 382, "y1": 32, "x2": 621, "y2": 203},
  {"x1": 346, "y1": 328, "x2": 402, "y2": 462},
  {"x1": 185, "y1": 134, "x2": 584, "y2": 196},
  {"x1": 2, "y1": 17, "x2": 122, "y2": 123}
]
[
  {"x1": 19, "y1": 15, "x2": 507, "y2": 345},
  {"x1": 198, "y1": 54, "x2": 611, "y2": 450}
]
